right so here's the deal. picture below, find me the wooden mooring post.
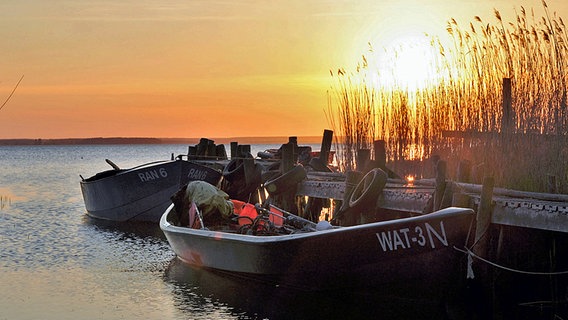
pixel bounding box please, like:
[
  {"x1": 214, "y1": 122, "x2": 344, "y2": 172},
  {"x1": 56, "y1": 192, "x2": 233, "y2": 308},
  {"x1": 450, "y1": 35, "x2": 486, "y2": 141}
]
[
  {"x1": 457, "y1": 159, "x2": 472, "y2": 183},
  {"x1": 374, "y1": 140, "x2": 387, "y2": 169},
  {"x1": 230, "y1": 142, "x2": 238, "y2": 159},
  {"x1": 319, "y1": 129, "x2": 333, "y2": 165},
  {"x1": 271, "y1": 142, "x2": 298, "y2": 214},
  {"x1": 356, "y1": 149, "x2": 370, "y2": 172},
  {"x1": 304, "y1": 130, "x2": 334, "y2": 221},
  {"x1": 433, "y1": 160, "x2": 446, "y2": 211},
  {"x1": 474, "y1": 176, "x2": 495, "y2": 265},
  {"x1": 335, "y1": 170, "x2": 364, "y2": 226},
  {"x1": 472, "y1": 176, "x2": 495, "y2": 317}
]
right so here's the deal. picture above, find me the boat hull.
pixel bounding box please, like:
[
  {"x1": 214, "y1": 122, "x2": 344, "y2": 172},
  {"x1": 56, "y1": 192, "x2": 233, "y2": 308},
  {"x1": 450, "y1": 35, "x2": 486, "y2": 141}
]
[
  {"x1": 81, "y1": 160, "x2": 222, "y2": 222},
  {"x1": 161, "y1": 205, "x2": 474, "y2": 291}
]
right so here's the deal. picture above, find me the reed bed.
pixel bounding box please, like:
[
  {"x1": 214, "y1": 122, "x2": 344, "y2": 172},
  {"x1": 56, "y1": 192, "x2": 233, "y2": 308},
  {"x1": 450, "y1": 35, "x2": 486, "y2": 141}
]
[
  {"x1": 328, "y1": 1, "x2": 568, "y2": 192},
  {"x1": 0, "y1": 195, "x2": 10, "y2": 210}
]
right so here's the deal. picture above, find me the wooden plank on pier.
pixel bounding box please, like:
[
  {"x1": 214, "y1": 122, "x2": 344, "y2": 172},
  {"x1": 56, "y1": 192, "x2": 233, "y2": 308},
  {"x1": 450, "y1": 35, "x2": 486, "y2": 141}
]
[
  {"x1": 296, "y1": 172, "x2": 568, "y2": 233},
  {"x1": 464, "y1": 194, "x2": 568, "y2": 233},
  {"x1": 380, "y1": 188, "x2": 433, "y2": 213},
  {"x1": 490, "y1": 197, "x2": 568, "y2": 233},
  {"x1": 296, "y1": 180, "x2": 345, "y2": 199}
]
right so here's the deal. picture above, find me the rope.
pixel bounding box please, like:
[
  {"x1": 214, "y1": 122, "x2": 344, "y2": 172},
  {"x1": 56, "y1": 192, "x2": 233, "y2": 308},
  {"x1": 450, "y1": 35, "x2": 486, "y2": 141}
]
[{"x1": 454, "y1": 246, "x2": 568, "y2": 276}]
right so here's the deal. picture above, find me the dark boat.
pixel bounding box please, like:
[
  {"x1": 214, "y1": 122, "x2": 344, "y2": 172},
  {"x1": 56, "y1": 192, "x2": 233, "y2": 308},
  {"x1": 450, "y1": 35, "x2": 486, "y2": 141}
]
[
  {"x1": 80, "y1": 159, "x2": 222, "y2": 222},
  {"x1": 160, "y1": 201, "x2": 475, "y2": 293}
]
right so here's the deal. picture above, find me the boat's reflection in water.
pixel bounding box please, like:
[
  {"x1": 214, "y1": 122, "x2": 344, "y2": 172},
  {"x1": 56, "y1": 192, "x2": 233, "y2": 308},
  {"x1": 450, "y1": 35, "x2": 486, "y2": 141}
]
[
  {"x1": 83, "y1": 215, "x2": 167, "y2": 240},
  {"x1": 163, "y1": 258, "x2": 460, "y2": 320}
]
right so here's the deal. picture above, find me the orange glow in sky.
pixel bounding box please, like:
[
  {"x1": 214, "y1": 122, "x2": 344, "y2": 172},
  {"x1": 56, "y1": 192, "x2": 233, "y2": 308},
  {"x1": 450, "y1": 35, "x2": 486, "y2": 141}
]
[{"x1": 0, "y1": 0, "x2": 566, "y2": 139}]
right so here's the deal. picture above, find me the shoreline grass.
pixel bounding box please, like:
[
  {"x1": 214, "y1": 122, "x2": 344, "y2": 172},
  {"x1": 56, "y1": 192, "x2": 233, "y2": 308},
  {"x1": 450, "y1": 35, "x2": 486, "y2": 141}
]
[{"x1": 328, "y1": 1, "x2": 568, "y2": 193}]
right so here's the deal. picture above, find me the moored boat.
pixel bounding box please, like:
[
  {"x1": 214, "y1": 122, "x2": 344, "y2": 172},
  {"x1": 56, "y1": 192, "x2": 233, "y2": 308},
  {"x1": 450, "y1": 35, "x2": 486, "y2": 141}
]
[
  {"x1": 80, "y1": 159, "x2": 222, "y2": 222},
  {"x1": 160, "y1": 198, "x2": 475, "y2": 292}
]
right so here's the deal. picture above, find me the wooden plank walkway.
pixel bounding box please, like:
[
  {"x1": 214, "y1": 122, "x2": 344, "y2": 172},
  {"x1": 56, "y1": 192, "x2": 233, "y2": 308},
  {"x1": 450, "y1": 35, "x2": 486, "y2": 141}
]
[{"x1": 297, "y1": 172, "x2": 568, "y2": 233}]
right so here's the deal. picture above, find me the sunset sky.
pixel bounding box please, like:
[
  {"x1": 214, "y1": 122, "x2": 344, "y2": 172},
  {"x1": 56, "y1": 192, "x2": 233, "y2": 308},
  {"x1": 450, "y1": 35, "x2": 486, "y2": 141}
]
[{"x1": 0, "y1": 0, "x2": 566, "y2": 139}]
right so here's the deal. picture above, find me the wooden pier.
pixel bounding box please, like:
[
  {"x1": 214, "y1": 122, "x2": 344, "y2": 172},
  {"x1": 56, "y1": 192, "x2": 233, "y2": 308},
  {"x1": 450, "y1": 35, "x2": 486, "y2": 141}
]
[
  {"x1": 255, "y1": 127, "x2": 564, "y2": 319},
  {"x1": 195, "y1": 127, "x2": 568, "y2": 318},
  {"x1": 294, "y1": 166, "x2": 568, "y2": 319},
  {"x1": 298, "y1": 173, "x2": 568, "y2": 234}
]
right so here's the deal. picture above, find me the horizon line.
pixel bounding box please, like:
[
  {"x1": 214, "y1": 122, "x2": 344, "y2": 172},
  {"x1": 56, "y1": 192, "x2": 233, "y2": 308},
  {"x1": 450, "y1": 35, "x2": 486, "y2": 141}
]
[{"x1": 0, "y1": 135, "x2": 330, "y2": 145}]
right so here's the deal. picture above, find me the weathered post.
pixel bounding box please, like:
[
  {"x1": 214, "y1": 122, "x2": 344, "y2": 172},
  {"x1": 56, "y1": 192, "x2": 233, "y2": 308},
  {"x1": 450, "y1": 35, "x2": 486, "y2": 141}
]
[
  {"x1": 429, "y1": 154, "x2": 440, "y2": 179},
  {"x1": 356, "y1": 149, "x2": 370, "y2": 172},
  {"x1": 335, "y1": 170, "x2": 364, "y2": 226},
  {"x1": 475, "y1": 176, "x2": 494, "y2": 253},
  {"x1": 319, "y1": 129, "x2": 333, "y2": 164},
  {"x1": 457, "y1": 159, "x2": 472, "y2": 183},
  {"x1": 547, "y1": 174, "x2": 558, "y2": 194},
  {"x1": 370, "y1": 139, "x2": 398, "y2": 178},
  {"x1": 373, "y1": 140, "x2": 387, "y2": 169},
  {"x1": 472, "y1": 176, "x2": 495, "y2": 317},
  {"x1": 243, "y1": 157, "x2": 259, "y2": 203},
  {"x1": 433, "y1": 160, "x2": 446, "y2": 211},
  {"x1": 281, "y1": 142, "x2": 294, "y2": 172},
  {"x1": 187, "y1": 145, "x2": 197, "y2": 159},
  {"x1": 273, "y1": 142, "x2": 298, "y2": 214},
  {"x1": 230, "y1": 142, "x2": 238, "y2": 159},
  {"x1": 355, "y1": 149, "x2": 371, "y2": 173},
  {"x1": 243, "y1": 157, "x2": 255, "y2": 181},
  {"x1": 206, "y1": 140, "x2": 216, "y2": 159},
  {"x1": 304, "y1": 130, "x2": 334, "y2": 221},
  {"x1": 307, "y1": 130, "x2": 333, "y2": 171},
  {"x1": 287, "y1": 136, "x2": 298, "y2": 163},
  {"x1": 237, "y1": 144, "x2": 251, "y2": 158},
  {"x1": 215, "y1": 144, "x2": 227, "y2": 160},
  {"x1": 196, "y1": 138, "x2": 211, "y2": 159},
  {"x1": 440, "y1": 180, "x2": 454, "y2": 209},
  {"x1": 452, "y1": 192, "x2": 470, "y2": 208}
]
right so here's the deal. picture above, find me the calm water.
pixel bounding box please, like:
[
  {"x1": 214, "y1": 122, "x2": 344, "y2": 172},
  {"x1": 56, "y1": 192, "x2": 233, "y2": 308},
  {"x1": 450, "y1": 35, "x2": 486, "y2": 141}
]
[{"x1": 0, "y1": 144, "x2": 450, "y2": 320}]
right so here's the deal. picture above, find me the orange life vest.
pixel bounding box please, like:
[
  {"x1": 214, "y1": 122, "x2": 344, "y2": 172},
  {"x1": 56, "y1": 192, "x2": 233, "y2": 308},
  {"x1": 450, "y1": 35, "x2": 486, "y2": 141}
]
[{"x1": 230, "y1": 200, "x2": 284, "y2": 227}]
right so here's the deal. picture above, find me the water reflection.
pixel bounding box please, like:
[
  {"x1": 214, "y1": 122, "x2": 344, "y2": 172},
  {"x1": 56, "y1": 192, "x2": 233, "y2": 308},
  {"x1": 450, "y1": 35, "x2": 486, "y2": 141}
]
[
  {"x1": 81, "y1": 215, "x2": 173, "y2": 274},
  {"x1": 0, "y1": 195, "x2": 9, "y2": 209},
  {"x1": 83, "y1": 215, "x2": 166, "y2": 240},
  {"x1": 163, "y1": 258, "x2": 452, "y2": 320}
]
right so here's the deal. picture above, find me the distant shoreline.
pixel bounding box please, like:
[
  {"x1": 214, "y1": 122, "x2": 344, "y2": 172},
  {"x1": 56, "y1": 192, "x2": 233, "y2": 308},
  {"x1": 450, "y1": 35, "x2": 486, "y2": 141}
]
[{"x1": 0, "y1": 136, "x2": 326, "y2": 146}]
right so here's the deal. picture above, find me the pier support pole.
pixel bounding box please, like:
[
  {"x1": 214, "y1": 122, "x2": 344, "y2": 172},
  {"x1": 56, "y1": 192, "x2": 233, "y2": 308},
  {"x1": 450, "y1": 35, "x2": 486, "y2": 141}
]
[
  {"x1": 243, "y1": 157, "x2": 260, "y2": 203},
  {"x1": 304, "y1": 130, "x2": 334, "y2": 221},
  {"x1": 373, "y1": 140, "x2": 387, "y2": 170},
  {"x1": 273, "y1": 142, "x2": 299, "y2": 214},
  {"x1": 433, "y1": 160, "x2": 446, "y2": 211},
  {"x1": 474, "y1": 176, "x2": 494, "y2": 261},
  {"x1": 230, "y1": 142, "x2": 238, "y2": 159},
  {"x1": 335, "y1": 170, "x2": 363, "y2": 226},
  {"x1": 319, "y1": 129, "x2": 333, "y2": 164},
  {"x1": 457, "y1": 160, "x2": 472, "y2": 183},
  {"x1": 356, "y1": 149, "x2": 370, "y2": 173},
  {"x1": 472, "y1": 176, "x2": 495, "y2": 318}
]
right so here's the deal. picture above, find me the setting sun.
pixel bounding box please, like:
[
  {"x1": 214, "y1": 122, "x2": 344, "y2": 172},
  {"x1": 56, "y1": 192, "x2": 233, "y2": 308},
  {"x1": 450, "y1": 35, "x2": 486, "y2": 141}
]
[{"x1": 367, "y1": 34, "x2": 442, "y2": 91}]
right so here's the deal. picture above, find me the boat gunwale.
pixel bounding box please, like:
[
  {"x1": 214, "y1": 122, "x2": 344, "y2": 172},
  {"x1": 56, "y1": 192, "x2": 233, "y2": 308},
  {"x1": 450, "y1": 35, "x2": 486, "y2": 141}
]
[
  {"x1": 160, "y1": 203, "x2": 475, "y2": 244},
  {"x1": 81, "y1": 159, "x2": 222, "y2": 184},
  {"x1": 80, "y1": 159, "x2": 175, "y2": 183}
]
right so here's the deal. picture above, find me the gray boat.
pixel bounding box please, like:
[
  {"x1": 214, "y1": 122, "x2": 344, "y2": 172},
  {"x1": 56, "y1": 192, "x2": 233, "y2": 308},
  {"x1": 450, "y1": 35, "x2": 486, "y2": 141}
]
[
  {"x1": 160, "y1": 202, "x2": 474, "y2": 292},
  {"x1": 80, "y1": 159, "x2": 222, "y2": 222}
]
